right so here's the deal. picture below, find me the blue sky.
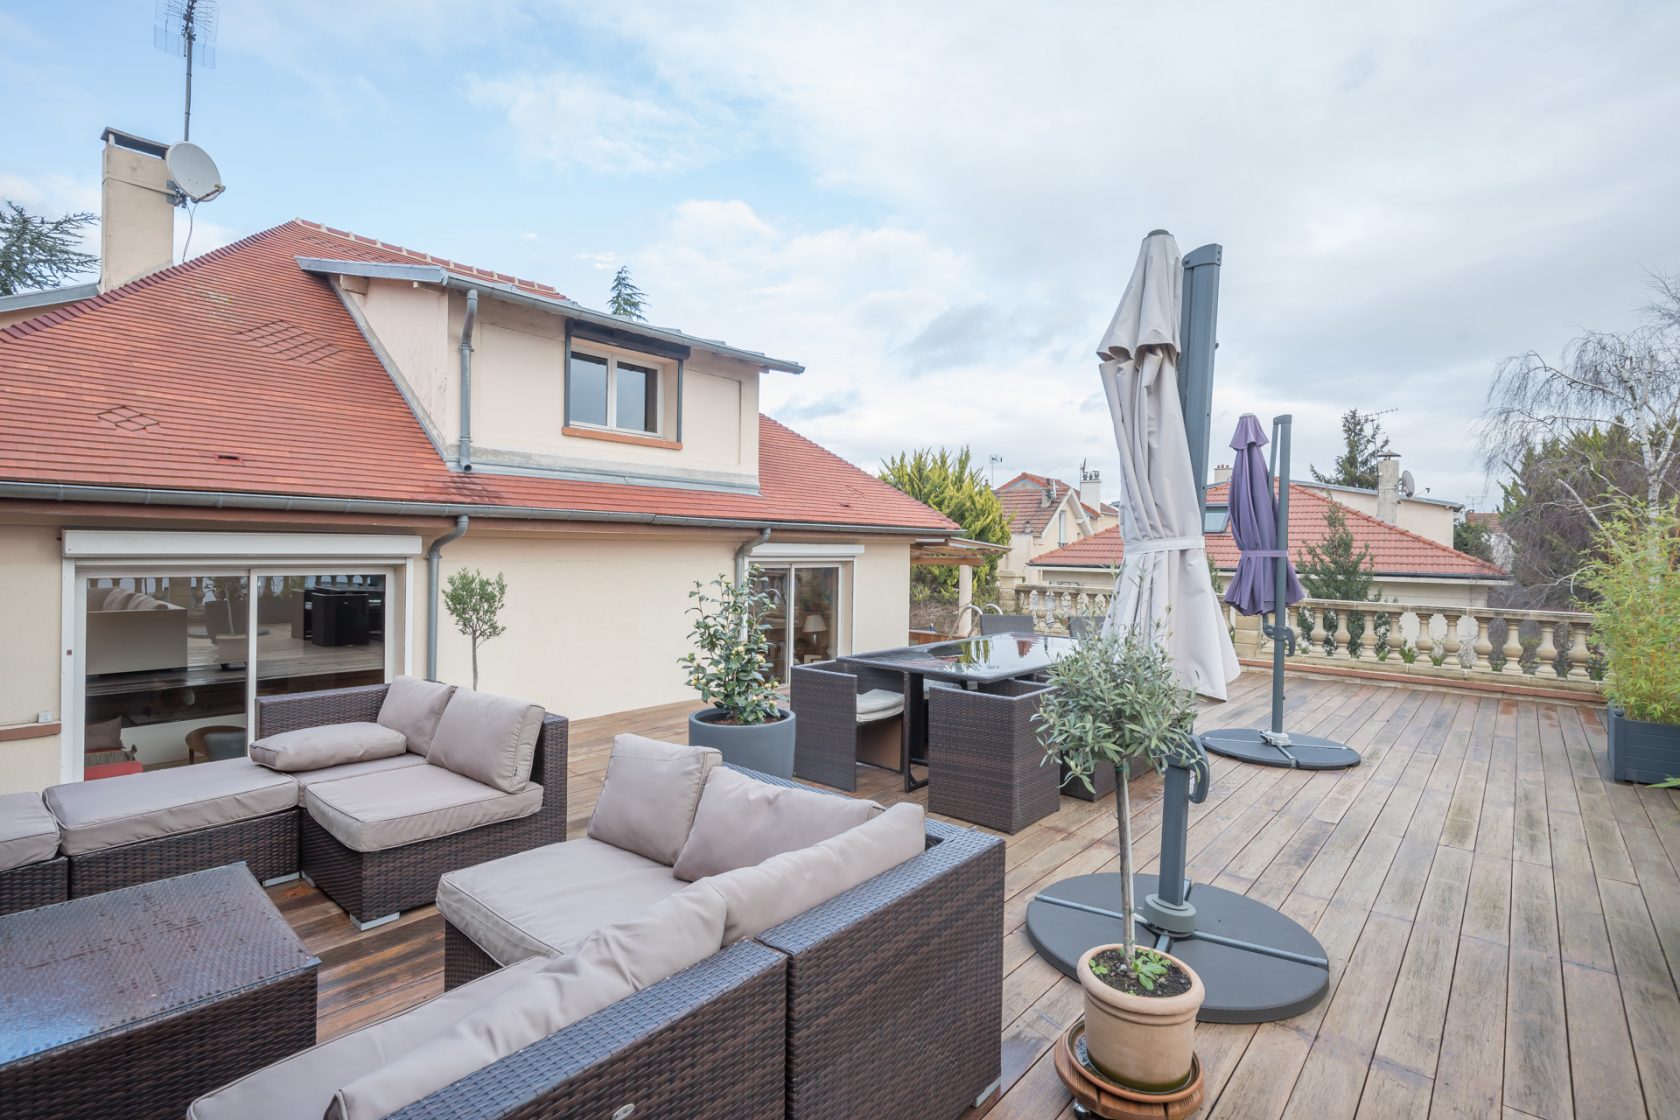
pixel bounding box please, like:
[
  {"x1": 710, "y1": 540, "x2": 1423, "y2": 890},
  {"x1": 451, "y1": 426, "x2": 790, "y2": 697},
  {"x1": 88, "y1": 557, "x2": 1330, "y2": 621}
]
[{"x1": 5, "y1": 1, "x2": 1680, "y2": 511}]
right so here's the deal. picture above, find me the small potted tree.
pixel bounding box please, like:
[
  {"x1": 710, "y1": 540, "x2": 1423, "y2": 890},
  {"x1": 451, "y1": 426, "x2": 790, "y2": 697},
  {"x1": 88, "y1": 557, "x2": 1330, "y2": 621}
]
[
  {"x1": 1036, "y1": 627, "x2": 1206, "y2": 1093},
  {"x1": 681, "y1": 576, "x2": 797, "y2": 777},
  {"x1": 443, "y1": 569, "x2": 508, "y2": 689},
  {"x1": 1580, "y1": 503, "x2": 1680, "y2": 784}
]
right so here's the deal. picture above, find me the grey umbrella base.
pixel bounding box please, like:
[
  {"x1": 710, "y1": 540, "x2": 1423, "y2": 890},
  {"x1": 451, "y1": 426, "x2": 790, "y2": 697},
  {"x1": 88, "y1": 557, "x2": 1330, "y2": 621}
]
[
  {"x1": 1026, "y1": 872, "x2": 1330, "y2": 1024},
  {"x1": 1199, "y1": 727, "x2": 1360, "y2": 770}
]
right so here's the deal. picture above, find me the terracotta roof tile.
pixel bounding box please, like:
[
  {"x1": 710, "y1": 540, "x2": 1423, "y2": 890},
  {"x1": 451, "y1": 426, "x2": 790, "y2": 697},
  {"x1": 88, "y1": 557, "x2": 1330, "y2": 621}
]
[
  {"x1": 1029, "y1": 484, "x2": 1505, "y2": 579},
  {"x1": 0, "y1": 220, "x2": 953, "y2": 533}
]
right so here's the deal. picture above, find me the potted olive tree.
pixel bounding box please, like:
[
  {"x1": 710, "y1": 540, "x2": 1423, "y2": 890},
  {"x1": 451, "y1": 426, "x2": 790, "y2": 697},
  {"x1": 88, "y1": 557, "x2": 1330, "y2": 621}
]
[
  {"x1": 1581, "y1": 503, "x2": 1680, "y2": 785},
  {"x1": 681, "y1": 576, "x2": 797, "y2": 778},
  {"x1": 1036, "y1": 627, "x2": 1206, "y2": 1093}
]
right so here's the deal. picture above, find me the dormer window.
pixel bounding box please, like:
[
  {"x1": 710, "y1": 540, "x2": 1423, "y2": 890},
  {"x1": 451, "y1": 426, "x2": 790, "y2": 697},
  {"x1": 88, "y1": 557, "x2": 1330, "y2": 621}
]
[{"x1": 567, "y1": 347, "x2": 664, "y2": 437}]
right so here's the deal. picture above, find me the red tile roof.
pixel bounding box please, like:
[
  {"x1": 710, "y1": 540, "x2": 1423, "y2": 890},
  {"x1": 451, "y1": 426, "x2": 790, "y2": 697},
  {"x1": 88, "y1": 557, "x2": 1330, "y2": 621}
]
[
  {"x1": 996, "y1": 471, "x2": 1108, "y2": 534},
  {"x1": 1029, "y1": 484, "x2": 1505, "y2": 578},
  {"x1": 0, "y1": 220, "x2": 954, "y2": 533}
]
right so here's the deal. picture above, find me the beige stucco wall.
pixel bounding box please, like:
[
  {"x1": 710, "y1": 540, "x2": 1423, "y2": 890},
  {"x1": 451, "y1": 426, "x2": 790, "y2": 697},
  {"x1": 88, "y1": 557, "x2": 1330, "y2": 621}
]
[
  {"x1": 347, "y1": 280, "x2": 760, "y2": 488},
  {"x1": 0, "y1": 526, "x2": 65, "y2": 794},
  {"x1": 418, "y1": 528, "x2": 911, "y2": 723}
]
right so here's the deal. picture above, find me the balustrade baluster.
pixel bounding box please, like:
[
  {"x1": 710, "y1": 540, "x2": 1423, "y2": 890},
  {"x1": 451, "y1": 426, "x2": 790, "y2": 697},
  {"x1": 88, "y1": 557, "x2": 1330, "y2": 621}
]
[
  {"x1": 1309, "y1": 607, "x2": 1328, "y2": 656},
  {"x1": 1501, "y1": 618, "x2": 1525, "y2": 675},
  {"x1": 1536, "y1": 622, "x2": 1560, "y2": 679},
  {"x1": 1332, "y1": 611, "x2": 1352, "y2": 659},
  {"x1": 1415, "y1": 614, "x2": 1435, "y2": 663},
  {"x1": 1441, "y1": 611, "x2": 1462, "y2": 668},
  {"x1": 1470, "y1": 613, "x2": 1493, "y2": 673},
  {"x1": 1567, "y1": 623, "x2": 1591, "y2": 680}
]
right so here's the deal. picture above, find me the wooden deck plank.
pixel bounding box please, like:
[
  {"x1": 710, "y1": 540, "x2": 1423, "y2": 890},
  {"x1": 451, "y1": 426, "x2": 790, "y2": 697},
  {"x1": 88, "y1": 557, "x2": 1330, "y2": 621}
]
[{"x1": 272, "y1": 672, "x2": 1663, "y2": 1120}]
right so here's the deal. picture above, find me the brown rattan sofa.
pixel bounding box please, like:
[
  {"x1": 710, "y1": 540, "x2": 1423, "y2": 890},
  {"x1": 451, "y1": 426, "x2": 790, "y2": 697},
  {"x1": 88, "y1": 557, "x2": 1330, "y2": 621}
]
[
  {"x1": 28, "y1": 680, "x2": 566, "y2": 929},
  {"x1": 442, "y1": 762, "x2": 1005, "y2": 1120},
  {"x1": 254, "y1": 684, "x2": 567, "y2": 926}
]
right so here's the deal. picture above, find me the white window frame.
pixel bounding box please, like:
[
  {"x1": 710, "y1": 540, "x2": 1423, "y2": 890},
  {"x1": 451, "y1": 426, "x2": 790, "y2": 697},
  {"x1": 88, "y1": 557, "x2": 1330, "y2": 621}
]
[{"x1": 566, "y1": 344, "x2": 667, "y2": 437}]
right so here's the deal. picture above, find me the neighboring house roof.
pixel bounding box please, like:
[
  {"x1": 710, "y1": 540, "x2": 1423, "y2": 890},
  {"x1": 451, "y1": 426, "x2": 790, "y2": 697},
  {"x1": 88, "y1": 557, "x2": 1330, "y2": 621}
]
[
  {"x1": 0, "y1": 220, "x2": 954, "y2": 534},
  {"x1": 1299, "y1": 479, "x2": 1463, "y2": 510},
  {"x1": 1029, "y1": 483, "x2": 1505, "y2": 579},
  {"x1": 996, "y1": 471, "x2": 1106, "y2": 534},
  {"x1": 1465, "y1": 510, "x2": 1504, "y2": 532}
]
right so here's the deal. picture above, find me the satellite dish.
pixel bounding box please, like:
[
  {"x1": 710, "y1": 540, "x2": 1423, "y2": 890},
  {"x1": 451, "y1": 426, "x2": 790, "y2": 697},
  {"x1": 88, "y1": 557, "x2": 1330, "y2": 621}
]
[
  {"x1": 1400, "y1": 469, "x2": 1416, "y2": 498},
  {"x1": 165, "y1": 142, "x2": 225, "y2": 203}
]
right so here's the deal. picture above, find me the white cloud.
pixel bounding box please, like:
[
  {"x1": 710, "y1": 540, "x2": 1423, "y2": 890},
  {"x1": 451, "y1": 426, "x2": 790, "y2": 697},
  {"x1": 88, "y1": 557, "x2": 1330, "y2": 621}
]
[
  {"x1": 542, "y1": 0, "x2": 1680, "y2": 508},
  {"x1": 468, "y1": 72, "x2": 719, "y2": 175}
]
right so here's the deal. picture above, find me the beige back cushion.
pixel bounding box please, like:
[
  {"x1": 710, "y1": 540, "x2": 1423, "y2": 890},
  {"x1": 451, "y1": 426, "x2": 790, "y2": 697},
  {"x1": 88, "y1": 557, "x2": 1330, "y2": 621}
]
[
  {"x1": 329, "y1": 882, "x2": 727, "y2": 1120},
  {"x1": 698, "y1": 801, "x2": 927, "y2": 944},
  {"x1": 586, "y1": 734, "x2": 720, "y2": 865},
  {"x1": 426, "y1": 689, "x2": 545, "y2": 793},
  {"x1": 673, "y1": 766, "x2": 882, "y2": 881},
  {"x1": 249, "y1": 722, "x2": 407, "y2": 773},
  {"x1": 375, "y1": 675, "x2": 456, "y2": 757}
]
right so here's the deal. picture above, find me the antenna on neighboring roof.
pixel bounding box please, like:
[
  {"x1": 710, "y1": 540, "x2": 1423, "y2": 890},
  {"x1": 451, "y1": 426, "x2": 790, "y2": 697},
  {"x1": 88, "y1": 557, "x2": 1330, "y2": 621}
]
[
  {"x1": 154, "y1": 0, "x2": 218, "y2": 142},
  {"x1": 988, "y1": 453, "x2": 1004, "y2": 486}
]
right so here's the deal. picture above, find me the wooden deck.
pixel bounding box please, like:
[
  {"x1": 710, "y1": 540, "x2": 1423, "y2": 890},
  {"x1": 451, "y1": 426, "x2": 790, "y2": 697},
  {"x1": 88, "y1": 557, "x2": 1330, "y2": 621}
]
[{"x1": 270, "y1": 670, "x2": 1680, "y2": 1119}]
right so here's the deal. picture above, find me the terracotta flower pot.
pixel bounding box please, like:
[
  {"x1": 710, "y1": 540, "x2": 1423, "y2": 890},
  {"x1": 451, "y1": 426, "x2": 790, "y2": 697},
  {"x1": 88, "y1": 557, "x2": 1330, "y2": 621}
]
[{"x1": 1077, "y1": 945, "x2": 1204, "y2": 1093}]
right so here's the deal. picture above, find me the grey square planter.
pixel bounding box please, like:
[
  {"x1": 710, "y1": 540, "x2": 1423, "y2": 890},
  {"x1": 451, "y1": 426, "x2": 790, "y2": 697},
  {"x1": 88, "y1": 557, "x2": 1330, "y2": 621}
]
[{"x1": 1606, "y1": 706, "x2": 1680, "y2": 784}]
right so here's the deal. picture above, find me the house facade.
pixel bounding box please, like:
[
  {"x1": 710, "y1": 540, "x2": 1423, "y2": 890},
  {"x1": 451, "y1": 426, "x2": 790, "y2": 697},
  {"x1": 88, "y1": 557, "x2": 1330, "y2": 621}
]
[
  {"x1": 0, "y1": 130, "x2": 954, "y2": 795},
  {"x1": 1027, "y1": 483, "x2": 1506, "y2": 606},
  {"x1": 994, "y1": 469, "x2": 1118, "y2": 583}
]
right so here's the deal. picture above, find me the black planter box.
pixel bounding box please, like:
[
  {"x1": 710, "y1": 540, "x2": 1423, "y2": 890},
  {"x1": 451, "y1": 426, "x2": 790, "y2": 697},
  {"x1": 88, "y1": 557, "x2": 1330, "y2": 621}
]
[{"x1": 1606, "y1": 706, "x2": 1680, "y2": 784}]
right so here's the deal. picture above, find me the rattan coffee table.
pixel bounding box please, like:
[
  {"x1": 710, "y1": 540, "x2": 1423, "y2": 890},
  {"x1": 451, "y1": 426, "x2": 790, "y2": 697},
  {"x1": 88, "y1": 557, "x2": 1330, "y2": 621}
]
[{"x1": 0, "y1": 863, "x2": 319, "y2": 1120}]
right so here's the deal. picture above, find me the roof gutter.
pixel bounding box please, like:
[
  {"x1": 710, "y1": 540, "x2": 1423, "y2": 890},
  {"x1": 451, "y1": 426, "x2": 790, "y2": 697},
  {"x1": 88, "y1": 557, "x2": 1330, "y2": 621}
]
[
  {"x1": 735, "y1": 527, "x2": 770, "y2": 584},
  {"x1": 0, "y1": 480, "x2": 945, "y2": 536},
  {"x1": 425, "y1": 515, "x2": 469, "y2": 680},
  {"x1": 458, "y1": 290, "x2": 478, "y2": 472}
]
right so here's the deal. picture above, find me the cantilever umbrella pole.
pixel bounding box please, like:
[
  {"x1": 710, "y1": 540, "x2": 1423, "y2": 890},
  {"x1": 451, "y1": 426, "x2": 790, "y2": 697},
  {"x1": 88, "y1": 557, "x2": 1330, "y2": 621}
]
[{"x1": 1271, "y1": 416, "x2": 1290, "y2": 737}]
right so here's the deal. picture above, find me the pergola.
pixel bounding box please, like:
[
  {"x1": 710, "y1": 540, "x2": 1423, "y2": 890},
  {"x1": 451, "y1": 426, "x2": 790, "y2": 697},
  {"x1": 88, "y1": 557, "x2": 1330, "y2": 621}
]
[{"x1": 910, "y1": 536, "x2": 1010, "y2": 636}]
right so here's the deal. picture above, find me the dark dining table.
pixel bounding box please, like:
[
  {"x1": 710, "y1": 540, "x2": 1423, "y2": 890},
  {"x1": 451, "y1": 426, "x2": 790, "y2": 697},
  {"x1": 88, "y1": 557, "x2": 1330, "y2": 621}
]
[{"x1": 842, "y1": 631, "x2": 1079, "y2": 791}]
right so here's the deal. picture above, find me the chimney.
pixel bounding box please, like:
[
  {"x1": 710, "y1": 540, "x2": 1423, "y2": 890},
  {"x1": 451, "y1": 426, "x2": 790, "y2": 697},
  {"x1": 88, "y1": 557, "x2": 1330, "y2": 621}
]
[
  {"x1": 1213, "y1": 463, "x2": 1233, "y2": 485},
  {"x1": 1079, "y1": 466, "x2": 1102, "y2": 509},
  {"x1": 99, "y1": 128, "x2": 176, "y2": 292},
  {"x1": 1376, "y1": 452, "x2": 1401, "y2": 524}
]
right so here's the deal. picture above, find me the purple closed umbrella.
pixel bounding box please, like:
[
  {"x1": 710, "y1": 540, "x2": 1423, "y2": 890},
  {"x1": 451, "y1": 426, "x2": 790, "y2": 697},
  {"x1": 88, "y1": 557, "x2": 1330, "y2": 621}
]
[{"x1": 1222, "y1": 413, "x2": 1304, "y2": 617}]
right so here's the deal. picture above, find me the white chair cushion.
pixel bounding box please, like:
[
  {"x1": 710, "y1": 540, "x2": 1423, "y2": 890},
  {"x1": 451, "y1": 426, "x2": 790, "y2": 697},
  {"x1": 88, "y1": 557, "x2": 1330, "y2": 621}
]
[{"x1": 856, "y1": 688, "x2": 905, "y2": 722}]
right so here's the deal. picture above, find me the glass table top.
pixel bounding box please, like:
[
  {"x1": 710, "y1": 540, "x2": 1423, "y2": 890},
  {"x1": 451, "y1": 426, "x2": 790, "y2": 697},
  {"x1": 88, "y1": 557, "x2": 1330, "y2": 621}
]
[{"x1": 846, "y1": 632, "x2": 1079, "y2": 683}]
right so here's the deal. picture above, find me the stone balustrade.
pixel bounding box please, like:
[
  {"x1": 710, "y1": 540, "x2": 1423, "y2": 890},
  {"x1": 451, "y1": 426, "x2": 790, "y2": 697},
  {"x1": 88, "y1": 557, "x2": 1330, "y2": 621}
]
[{"x1": 997, "y1": 582, "x2": 1604, "y2": 696}]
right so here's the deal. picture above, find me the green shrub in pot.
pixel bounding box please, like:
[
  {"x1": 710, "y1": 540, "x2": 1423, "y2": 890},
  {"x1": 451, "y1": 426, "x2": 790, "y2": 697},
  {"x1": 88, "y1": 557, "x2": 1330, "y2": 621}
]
[
  {"x1": 680, "y1": 577, "x2": 796, "y2": 777},
  {"x1": 1579, "y1": 503, "x2": 1680, "y2": 785},
  {"x1": 1035, "y1": 625, "x2": 1205, "y2": 1091}
]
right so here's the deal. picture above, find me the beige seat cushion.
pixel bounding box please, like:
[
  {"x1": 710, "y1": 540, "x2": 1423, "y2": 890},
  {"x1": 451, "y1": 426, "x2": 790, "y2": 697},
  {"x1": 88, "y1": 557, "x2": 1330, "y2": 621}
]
[
  {"x1": 375, "y1": 675, "x2": 456, "y2": 757},
  {"x1": 856, "y1": 688, "x2": 905, "y2": 721},
  {"x1": 187, "y1": 953, "x2": 549, "y2": 1120},
  {"x1": 249, "y1": 722, "x2": 407, "y2": 773},
  {"x1": 45, "y1": 759, "x2": 297, "y2": 857},
  {"x1": 427, "y1": 688, "x2": 544, "y2": 794},
  {"x1": 0, "y1": 792, "x2": 60, "y2": 872},
  {"x1": 699, "y1": 801, "x2": 927, "y2": 943},
  {"x1": 329, "y1": 883, "x2": 727, "y2": 1120},
  {"x1": 438, "y1": 836, "x2": 685, "y2": 966},
  {"x1": 673, "y1": 766, "x2": 882, "y2": 881},
  {"x1": 586, "y1": 734, "x2": 720, "y2": 865},
  {"x1": 289, "y1": 752, "x2": 428, "y2": 801},
  {"x1": 304, "y1": 766, "x2": 541, "y2": 853}
]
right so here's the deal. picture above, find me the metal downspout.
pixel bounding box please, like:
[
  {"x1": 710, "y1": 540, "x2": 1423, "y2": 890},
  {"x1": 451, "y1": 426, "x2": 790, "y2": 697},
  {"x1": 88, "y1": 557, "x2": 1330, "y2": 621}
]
[
  {"x1": 458, "y1": 290, "x2": 478, "y2": 471},
  {"x1": 426, "y1": 515, "x2": 470, "y2": 680},
  {"x1": 735, "y1": 528, "x2": 770, "y2": 584}
]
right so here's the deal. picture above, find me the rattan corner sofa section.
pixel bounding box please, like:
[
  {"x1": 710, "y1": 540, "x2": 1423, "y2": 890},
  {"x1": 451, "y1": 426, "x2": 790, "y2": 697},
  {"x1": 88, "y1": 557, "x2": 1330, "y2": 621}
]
[
  {"x1": 442, "y1": 768, "x2": 1005, "y2": 1120},
  {"x1": 255, "y1": 684, "x2": 568, "y2": 925}
]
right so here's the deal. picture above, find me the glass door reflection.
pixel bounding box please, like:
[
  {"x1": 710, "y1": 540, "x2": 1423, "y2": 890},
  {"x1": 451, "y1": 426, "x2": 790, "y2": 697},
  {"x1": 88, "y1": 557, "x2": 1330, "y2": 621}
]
[{"x1": 253, "y1": 573, "x2": 387, "y2": 701}]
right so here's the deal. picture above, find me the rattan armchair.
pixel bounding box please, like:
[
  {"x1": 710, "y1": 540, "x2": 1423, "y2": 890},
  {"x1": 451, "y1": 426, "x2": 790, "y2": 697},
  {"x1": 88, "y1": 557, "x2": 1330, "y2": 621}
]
[
  {"x1": 788, "y1": 660, "x2": 905, "y2": 792},
  {"x1": 927, "y1": 677, "x2": 1061, "y2": 833}
]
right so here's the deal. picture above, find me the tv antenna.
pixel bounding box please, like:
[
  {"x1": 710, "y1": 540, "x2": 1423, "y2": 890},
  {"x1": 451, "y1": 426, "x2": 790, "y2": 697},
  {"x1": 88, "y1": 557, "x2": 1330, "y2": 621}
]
[
  {"x1": 989, "y1": 453, "x2": 1004, "y2": 486},
  {"x1": 154, "y1": 0, "x2": 218, "y2": 141}
]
